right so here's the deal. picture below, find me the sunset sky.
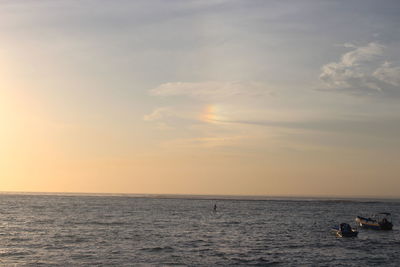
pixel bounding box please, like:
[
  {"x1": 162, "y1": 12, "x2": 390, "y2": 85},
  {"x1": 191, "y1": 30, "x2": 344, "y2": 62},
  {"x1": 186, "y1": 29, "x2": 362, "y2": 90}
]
[{"x1": 1, "y1": 0, "x2": 400, "y2": 197}]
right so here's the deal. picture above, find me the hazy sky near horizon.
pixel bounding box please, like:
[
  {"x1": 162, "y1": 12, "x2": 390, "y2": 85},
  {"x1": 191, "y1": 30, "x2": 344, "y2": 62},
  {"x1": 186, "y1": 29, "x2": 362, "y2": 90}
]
[{"x1": 1, "y1": 0, "x2": 400, "y2": 197}]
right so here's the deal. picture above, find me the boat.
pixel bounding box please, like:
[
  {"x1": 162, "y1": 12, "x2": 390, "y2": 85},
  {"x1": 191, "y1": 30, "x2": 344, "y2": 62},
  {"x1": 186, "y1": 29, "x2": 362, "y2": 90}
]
[
  {"x1": 355, "y1": 212, "x2": 393, "y2": 230},
  {"x1": 331, "y1": 223, "x2": 358, "y2": 237}
]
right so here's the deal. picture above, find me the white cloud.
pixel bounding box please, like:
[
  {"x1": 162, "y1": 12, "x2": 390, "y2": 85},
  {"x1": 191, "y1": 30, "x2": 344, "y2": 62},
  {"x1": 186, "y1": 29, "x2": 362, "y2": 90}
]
[
  {"x1": 373, "y1": 61, "x2": 400, "y2": 87},
  {"x1": 149, "y1": 81, "x2": 270, "y2": 100},
  {"x1": 340, "y1": 42, "x2": 384, "y2": 66},
  {"x1": 319, "y1": 42, "x2": 400, "y2": 96}
]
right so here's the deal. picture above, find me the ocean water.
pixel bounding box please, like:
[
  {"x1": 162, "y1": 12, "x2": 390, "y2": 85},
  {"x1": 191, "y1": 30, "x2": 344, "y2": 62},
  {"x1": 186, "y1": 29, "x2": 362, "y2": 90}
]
[{"x1": 0, "y1": 194, "x2": 399, "y2": 266}]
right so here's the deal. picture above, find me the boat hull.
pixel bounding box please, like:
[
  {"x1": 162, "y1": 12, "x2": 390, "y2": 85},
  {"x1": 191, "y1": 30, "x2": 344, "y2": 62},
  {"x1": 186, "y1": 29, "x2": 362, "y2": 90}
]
[
  {"x1": 356, "y1": 216, "x2": 393, "y2": 230},
  {"x1": 336, "y1": 230, "x2": 358, "y2": 237},
  {"x1": 331, "y1": 225, "x2": 358, "y2": 238}
]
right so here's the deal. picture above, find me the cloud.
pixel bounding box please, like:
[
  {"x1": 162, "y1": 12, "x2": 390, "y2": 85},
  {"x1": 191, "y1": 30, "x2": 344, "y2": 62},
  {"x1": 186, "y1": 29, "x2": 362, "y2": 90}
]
[
  {"x1": 143, "y1": 107, "x2": 174, "y2": 121},
  {"x1": 145, "y1": 81, "x2": 274, "y2": 129},
  {"x1": 210, "y1": 115, "x2": 400, "y2": 141},
  {"x1": 143, "y1": 105, "x2": 215, "y2": 131},
  {"x1": 319, "y1": 42, "x2": 400, "y2": 96},
  {"x1": 340, "y1": 42, "x2": 384, "y2": 66},
  {"x1": 149, "y1": 81, "x2": 270, "y2": 100},
  {"x1": 342, "y1": 42, "x2": 357, "y2": 49},
  {"x1": 373, "y1": 61, "x2": 400, "y2": 87}
]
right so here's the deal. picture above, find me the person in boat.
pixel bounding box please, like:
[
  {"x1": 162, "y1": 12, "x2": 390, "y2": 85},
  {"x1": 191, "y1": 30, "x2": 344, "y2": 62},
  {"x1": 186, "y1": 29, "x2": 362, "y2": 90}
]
[
  {"x1": 213, "y1": 203, "x2": 217, "y2": 212},
  {"x1": 340, "y1": 223, "x2": 352, "y2": 233}
]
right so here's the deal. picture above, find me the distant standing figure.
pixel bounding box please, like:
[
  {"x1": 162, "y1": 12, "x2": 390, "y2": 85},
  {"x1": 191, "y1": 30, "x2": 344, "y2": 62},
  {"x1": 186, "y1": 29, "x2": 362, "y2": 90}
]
[{"x1": 213, "y1": 203, "x2": 217, "y2": 212}]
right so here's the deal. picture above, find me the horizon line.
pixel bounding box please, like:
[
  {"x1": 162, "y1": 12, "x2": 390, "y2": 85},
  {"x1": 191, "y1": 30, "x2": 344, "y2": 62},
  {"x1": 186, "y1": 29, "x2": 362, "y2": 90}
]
[{"x1": 1, "y1": 190, "x2": 399, "y2": 200}]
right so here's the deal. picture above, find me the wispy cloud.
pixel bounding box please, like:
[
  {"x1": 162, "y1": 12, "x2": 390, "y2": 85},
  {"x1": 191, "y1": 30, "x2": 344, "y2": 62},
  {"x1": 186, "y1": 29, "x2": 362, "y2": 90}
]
[
  {"x1": 373, "y1": 61, "x2": 400, "y2": 87},
  {"x1": 319, "y1": 42, "x2": 400, "y2": 97},
  {"x1": 143, "y1": 107, "x2": 175, "y2": 122},
  {"x1": 143, "y1": 105, "x2": 206, "y2": 131},
  {"x1": 150, "y1": 81, "x2": 270, "y2": 100},
  {"x1": 144, "y1": 41, "x2": 400, "y2": 150},
  {"x1": 145, "y1": 80, "x2": 274, "y2": 133},
  {"x1": 215, "y1": 116, "x2": 400, "y2": 139}
]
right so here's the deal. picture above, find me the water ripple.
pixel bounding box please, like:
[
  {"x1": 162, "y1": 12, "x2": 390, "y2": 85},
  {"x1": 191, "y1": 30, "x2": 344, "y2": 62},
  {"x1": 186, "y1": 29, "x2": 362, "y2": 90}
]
[{"x1": 0, "y1": 194, "x2": 399, "y2": 266}]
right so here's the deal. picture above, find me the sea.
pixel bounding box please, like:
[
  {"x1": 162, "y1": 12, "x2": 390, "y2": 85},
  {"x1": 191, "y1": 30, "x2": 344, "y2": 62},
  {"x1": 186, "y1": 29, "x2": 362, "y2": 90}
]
[{"x1": 0, "y1": 193, "x2": 399, "y2": 266}]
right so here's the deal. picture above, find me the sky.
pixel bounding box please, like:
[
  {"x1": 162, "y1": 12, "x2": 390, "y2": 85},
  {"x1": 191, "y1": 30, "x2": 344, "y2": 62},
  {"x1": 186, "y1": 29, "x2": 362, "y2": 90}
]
[{"x1": 1, "y1": 0, "x2": 400, "y2": 197}]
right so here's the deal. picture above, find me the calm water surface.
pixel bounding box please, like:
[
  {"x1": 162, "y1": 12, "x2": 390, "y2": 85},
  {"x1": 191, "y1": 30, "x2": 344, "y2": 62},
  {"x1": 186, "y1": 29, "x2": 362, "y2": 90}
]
[{"x1": 0, "y1": 194, "x2": 399, "y2": 266}]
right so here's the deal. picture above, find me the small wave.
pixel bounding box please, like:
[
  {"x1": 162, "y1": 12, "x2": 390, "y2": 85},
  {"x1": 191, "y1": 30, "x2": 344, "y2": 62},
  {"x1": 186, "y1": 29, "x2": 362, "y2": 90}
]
[
  {"x1": 71, "y1": 221, "x2": 127, "y2": 226},
  {"x1": 226, "y1": 221, "x2": 241, "y2": 225},
  {"x1": 43, "y1": 245, "x2": 67, "y2": 250},
  {"x1": 59, "y1": 236, "x2": 89, "y2": 244},
  {"x1": 231, "y1": 257, "x2": 252, "y2": 264},
  {"x1": 9, "y1": 237, "x2": 32, "y2": 242},
  {"x1": 0, "y1": 250, "x2": 31, "y2": 257},
  {"x1": 253, "y1": 257, "x2": 282, "y2": 266},
  {"x1": 140, "y1": 246, "x2": 175, "y2": 253},
  {"x1": 34, "y1": 219, "x2": 56, "y2": 224},
  {"x1": 231, "y1": 256, "x2": 281, "y2": 266},
  {"x1": 159, "y1": 262, "x2": 186, "y2": 266},
  {"x1": 197, "y1": 248, "x2": 213, "y2": 252},
  {"x1": 366, "y1": 257, "x2": 389, "y2": 265}
]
